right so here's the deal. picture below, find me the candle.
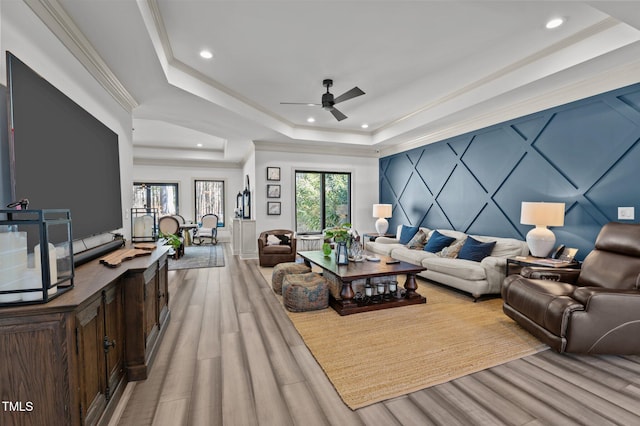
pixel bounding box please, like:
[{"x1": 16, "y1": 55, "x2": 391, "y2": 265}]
[
  {"x1": 365, "y1": 284, "x2": 373, "y2": 297},
  {"x1": 389, "y1": 281, "x2": 397, "y2": 292},
  {"x1": 377, "y1": 282, "x2": 385, "y2": 295},
  {"x1": 35, "y1": 243, "x2": 58, "y2": 294}
]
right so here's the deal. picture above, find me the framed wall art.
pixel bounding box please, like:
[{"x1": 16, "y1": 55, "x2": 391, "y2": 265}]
[
  {"x1": 267, "y1": 201, "x2": 281, "y2": 215},
  {"x1": 267, "y1": 167, "x2": 280, "y2": 181},
  {"x1": 267, "y1": 184, "x2": 280, "y2": 198}
]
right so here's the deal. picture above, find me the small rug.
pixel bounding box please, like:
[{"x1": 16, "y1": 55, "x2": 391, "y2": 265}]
[
  {"x1": 168, "y1": 245, "x2": 224, "y2": 270},
  {"x1": 259, "y1": 266, "x2": 547, "y2": 409}
]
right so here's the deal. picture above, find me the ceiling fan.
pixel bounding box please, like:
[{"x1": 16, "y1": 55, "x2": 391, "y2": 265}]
[{"x1": 280, "y1": 79, "x2": 365, "y2": 121}]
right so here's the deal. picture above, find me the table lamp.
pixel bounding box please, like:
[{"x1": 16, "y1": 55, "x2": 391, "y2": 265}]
[
  {"x1": 372, "y1": 204, "x2": 392, "y2": 236},
  {"x1": 520, "y1": 202, "x2": 565, "y2": 257}
]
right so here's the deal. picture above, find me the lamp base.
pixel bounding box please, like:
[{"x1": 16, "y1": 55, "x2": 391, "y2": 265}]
[
  {"x1": 375, "y1": 218, "x2": 389, "y2": 236},
  {"x1": 526, "y1": 226, "x2": 556, "y2": 257}
]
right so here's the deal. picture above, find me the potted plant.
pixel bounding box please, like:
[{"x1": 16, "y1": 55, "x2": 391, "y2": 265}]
[
  {"x1": 159, "y1": 232, "x2": 182, "y2": 258},
  {"x1": 324, "y1": 223, "x2": 353, "y2": 265}
]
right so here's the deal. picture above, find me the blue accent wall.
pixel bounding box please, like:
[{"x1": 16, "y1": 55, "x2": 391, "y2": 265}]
[{"x1": 380, "y1": 82, "x2": 640, "y2": 260}]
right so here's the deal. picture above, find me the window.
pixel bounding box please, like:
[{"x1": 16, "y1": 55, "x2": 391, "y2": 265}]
[
  {"x1": 194, "y1": 180, "x2": 225, "y2": 227},
  {"x1": 133, "y1": 183, "x2": 179, "y2": 216},
  {"x1": 295, "y1": 171, "x2": 351, "y2": 234}
]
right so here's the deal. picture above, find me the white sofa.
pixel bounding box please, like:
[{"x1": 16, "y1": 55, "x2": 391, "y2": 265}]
[{"x1": 364, "y1": 227, "x2": 529, "y2": 300}]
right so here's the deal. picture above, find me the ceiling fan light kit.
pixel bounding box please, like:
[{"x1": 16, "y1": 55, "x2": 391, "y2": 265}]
[{"x1": 281, "y1": 78, "x2": 365, "y2": 121}]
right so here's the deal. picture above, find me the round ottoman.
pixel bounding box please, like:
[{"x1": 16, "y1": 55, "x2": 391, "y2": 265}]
[
  {"x1": 282, "y1": 272, "x2": 329, "y2": 312},
  {"x1": 272, "y1": 262, "x2": 311, "y2": 295}
]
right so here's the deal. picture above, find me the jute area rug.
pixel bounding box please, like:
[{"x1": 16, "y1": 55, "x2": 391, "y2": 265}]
[
  {"x1": 259, "y1": 266, "x2": 547, "y2": 409},
  {"x1": 168, "y1": 244, "x2": 224, "y2": 270}
]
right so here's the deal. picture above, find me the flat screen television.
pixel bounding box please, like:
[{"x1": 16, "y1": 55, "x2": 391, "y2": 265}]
[{"x1": 7, "y1": 52, "x2": 123, "y2": 242}]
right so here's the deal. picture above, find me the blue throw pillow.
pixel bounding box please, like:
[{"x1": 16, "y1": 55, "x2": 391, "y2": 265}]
[
  {"x1": 398, "y1": 225, "x2": 419, "y2": 245},
  {"x1": 424, "y1": 230, "x2": 456, "y2": 253},
  {"x1": 457, "y1": 236, "x2": 496, "y2": 262}
]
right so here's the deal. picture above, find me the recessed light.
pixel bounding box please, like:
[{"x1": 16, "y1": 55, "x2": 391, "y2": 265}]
[
  {"x1": 361, "y1": 124, "x2": 369, "y2": 129},
  {"x1": 199, "y1": 50, "x2": 213, "y2": 59},
  {"x1": 196, "y1": 143, "x2": 203, "y2": 147},
  {"x1": 546, "y1": 18, "x2": 564, "y2": 29},
  {"x1": 307, "y1": 117, "x2": 315, "y2": 123}
]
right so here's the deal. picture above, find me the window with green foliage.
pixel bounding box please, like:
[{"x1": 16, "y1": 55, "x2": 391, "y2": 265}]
[
  {"x1": 194, "y1": 179, "x2": 225, "y2": 226},
  {"x1": 133, "y1": 182, "x2": 179, "y2": 216},
  {"x1": 295, "y1": 171, "x2": 351, "y2": 234}
]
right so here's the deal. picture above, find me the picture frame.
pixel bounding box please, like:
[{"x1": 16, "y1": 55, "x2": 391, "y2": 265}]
[
  {"x1": 267, "y1": 184, "x2": 280, "y2": 198},
  {"x1": 267, "y1": 201, "x2": 281, "y2": 215},
  {"x1": 267, "y1": 166, "x2": 281, "y2": 181}
]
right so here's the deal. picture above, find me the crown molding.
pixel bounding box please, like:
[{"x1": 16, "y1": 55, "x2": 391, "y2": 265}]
[
  {"x1": 379, "y1": 58, "x2": 640, "y2": 158},
  {"x1": 24, "y1": 0, "x2": 138, "y2": 111},
  {"x1": 133, "y1": 157, "x2": 241, "y2": 169},
  {"x1": 254, "y1": 140, "x2": 379, "y2": 158}
]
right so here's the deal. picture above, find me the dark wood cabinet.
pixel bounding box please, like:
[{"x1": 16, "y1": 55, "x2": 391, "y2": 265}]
[{"x1": 0, "y1": 246, "x2": 169, "y2": 426}]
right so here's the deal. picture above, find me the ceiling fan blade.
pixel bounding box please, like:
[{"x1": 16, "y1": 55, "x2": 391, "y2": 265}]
[
  {"x1": 280, "y1": 102, "x2": 321, "y2": 106},
  {"x1": 330, "y1": 107, "x2": 347, "y2": 121},
  {"x1": 334, "y1": 87, "x2": 365, "y2": 104}
]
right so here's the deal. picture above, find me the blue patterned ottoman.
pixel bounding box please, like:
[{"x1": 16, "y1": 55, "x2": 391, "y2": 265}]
[
  {"x1": 271, "y1": 262, "x2": 312, "y2": 295},
  {"x1": 282, "y1": 272, "x2": 329, "y2": 312}
]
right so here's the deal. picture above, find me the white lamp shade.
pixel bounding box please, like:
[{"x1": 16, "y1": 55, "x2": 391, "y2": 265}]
[
  {"x1": 372, "y1": 204, "x2": 392, "y2": 218},
  {"x1": 520, "y1": 202, "x2": 565, "y2": 226}
]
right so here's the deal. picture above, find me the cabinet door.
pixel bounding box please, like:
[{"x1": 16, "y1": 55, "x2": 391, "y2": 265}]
[
  {"x1": 103, "y1": 283, "x2": 125, "y2": 401},
  {"x1": 0, "y1": 314, "x2": 71, "y2": 426},
  {"x1": 76, "y1": 297, "x2": 106, "y2": 426},
  {"x1": 157, "y1": 255, "x2": 169, "y2": 327},
  {"x1": 144, "y1": 267, "x2": 158, "y2": 349}
]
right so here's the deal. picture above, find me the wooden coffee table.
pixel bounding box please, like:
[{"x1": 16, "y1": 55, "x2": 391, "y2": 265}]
[{"x1": 298, "y1": 250, "x2": 427, "y2": 315}]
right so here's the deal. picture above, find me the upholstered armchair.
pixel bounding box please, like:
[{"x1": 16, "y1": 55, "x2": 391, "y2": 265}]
[
  {"x1": 258, "y1": 229, "x2": 297, "y2": 267},
  {"x1": 502, "y1": 222, "x2": 640, "y2": 354}
]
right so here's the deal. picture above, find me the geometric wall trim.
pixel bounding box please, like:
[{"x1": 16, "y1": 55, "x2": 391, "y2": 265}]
[{"x1": 380, "y1": 82, "x2": 640, "y2": 260}]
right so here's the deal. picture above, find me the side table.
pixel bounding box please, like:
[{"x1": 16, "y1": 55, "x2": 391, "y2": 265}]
[{"x1": 506, "y1": 256, "x2": 580, "y2": 276}]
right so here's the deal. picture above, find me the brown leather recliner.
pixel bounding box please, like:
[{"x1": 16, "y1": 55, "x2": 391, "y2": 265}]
[
  {"x1": 258, "y1": 229, "x2": 297, "y2": 267},
  {"x1": 502, "y1": 222, "x2": 640, "y2": 354}
]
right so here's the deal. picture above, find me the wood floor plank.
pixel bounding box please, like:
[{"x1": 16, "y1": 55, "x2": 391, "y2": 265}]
[
  {"x1": 476, "y1": 368, "x2": 580, "y2": 425},
  {"x1": 524, "y1": 354, "x2": 640, "y2": 417},
  {"x1": 384, "y1": 396, "x2": 434, "y2": 426},
  {"x1": 431, "y1": 381, "x2": 506, "y2": 425},
  {"x1": 250, "y1": 288, "x2": 306, "y2": 385},
  {"x1": 188, "y1": 357, "x2": 222, "y2": 426},
  {"x1": 158, "y1": 304, "x2": 203, "y2": 402},
  {"x1": 221, "y1": 332, "x2": 258, "y2": 425},
  {"x1": 196, "y1": 270, "x2": 221, "y2": 360},
  {"x1": 152, "y1": 398, "x2": 189, "y2": 426},
  {"x1": 500, "y1": 360, "x2": 618, "y2": 425},
  {"x1": 408, "y1": 390, "x2": 470, "y2": 426},
  {"x1": 280, "y1": 381, "x2": 331, "y2": 426},
  {"x1": 238, "y1": 311, "x2": 294, "y2": 426},
  {"x1": 357, "y1": 403, "x2": 402, "y2": 426}
]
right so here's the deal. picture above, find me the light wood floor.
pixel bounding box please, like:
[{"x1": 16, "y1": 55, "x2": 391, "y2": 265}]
[{"x1": 114, "y1": 243, "x2": 640, "y2": 425}]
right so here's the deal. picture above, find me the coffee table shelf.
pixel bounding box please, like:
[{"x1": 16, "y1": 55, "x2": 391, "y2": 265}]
[{"x1": 298, "y1": 250, "x2": 427, "y2": 316}]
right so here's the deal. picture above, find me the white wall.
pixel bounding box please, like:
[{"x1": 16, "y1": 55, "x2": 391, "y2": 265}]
[
  {"x1": 133, "y1": 163, "x2": 243, "y2": 241},
  {"x1": 0, "y1": 1, "x2": 134, "y2": 247},
  {"x1": 254, "y1": 148, "x2": 379, "y2": 236}
]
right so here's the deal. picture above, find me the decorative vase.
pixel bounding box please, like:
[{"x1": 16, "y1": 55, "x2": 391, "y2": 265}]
[
  {"x1": 335, "y1": 241, "x2": 349, "y2": 265},
  {"x1": 322, "y1": 242, "x2": 332, "y2": 257}
]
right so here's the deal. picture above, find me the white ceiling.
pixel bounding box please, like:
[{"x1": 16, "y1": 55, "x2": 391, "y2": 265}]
[{"x1": 43, "y1": 1, "x2": 640, "y2": 165}]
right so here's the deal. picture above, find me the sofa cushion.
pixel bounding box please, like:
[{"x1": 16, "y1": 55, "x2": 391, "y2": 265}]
[
  {"x1": 437, "y1": 238, "x2": 465, "y2": 258},
  {"x1": 422, "y1": 257, "x2": 487, "y2": 281},
  {"x1": 458, "y1": 236, "x2": 496, "y2": 262},
  {"x1": 470, "y1": 235, "x2": 528, "y2": 258},
  {"x1": 406, "y1": 229, "x2": 428, "y2": 249},
  {"x1": 399, "y1": 225, "x2": 420, "y2": 244},
  {"x1": 424, "y1": 230, "x2": 456, "y2": 253},
  {"x1": 391, "y1": 246, "x2": 437, "y2": 264}
]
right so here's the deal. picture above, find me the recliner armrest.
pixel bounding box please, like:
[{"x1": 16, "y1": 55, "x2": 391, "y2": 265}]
[
  {"x1": 520, "y1": 267, "x2": 581, "y2": 283},
  {"x1": 572, "y1": 286, "x2": 640, "y2": 307}
]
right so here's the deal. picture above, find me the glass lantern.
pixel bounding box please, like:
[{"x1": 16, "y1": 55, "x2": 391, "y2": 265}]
[
  {"x1": 131, "y1": 207, "x2": 158, "y2": 242},
  {"x1": 0, "y1": 209, "x2": 74, "y2": 306}
]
